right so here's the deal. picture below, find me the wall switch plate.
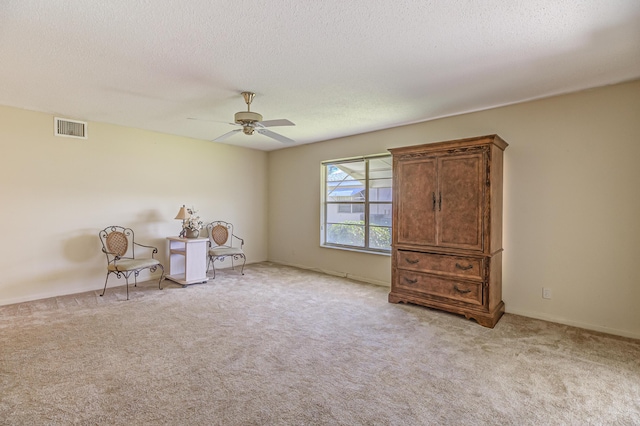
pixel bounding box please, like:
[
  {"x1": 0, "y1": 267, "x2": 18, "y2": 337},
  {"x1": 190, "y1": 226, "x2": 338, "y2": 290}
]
[{"x1": 542, "y1": 288, "x2": 552, "y2": 299}]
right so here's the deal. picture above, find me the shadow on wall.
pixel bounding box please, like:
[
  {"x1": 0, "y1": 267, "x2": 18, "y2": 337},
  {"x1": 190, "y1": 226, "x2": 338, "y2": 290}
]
[
  {"x1": 63, "y1": 223, "x2": 163, "y2": 282},
  {"x1": 136, "y1": 209, "x2": 166, "y2": 236},
  {"x1": 0, "y1": 219, "x2": 170, "y2": 305},
  {"x1": 63, "y1": 233, "x2": 99, "y2": 263}
]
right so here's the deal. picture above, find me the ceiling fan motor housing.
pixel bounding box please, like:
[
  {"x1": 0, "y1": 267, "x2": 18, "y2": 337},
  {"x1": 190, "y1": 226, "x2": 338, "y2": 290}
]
[{"x1": 235, "y1": 111, "x2": 263, "y2": 125}]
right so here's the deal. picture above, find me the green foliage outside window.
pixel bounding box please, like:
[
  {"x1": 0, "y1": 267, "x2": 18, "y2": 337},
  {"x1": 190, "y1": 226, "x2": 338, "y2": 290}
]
[{"x1": 327, "y1": 220, "x2": 391, "y2": 250}]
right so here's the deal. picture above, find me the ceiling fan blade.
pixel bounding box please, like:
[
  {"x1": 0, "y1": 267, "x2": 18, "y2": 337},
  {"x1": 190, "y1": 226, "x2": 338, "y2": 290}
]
[
  {"x1": 256, "y1": 119, "x2": 295, "y2": 128},
  {"x1": 189, "y1": 117, "x2": 238, "y2": 126},
  {"x1": 256, "y1": 128, "x2": 295, "y2": 144},
  {"x1": 213, "y1": 129, "x2": 242, "y2": 142}
]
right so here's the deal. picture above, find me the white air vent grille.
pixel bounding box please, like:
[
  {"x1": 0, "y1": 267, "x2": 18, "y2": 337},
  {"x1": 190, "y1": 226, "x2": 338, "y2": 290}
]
[{"x1": 54, "y1": 117, "x2": 87, "y2": 139}]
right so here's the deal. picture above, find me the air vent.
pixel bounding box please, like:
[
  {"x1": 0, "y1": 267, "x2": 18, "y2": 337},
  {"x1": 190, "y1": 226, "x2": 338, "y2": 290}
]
[{"x1": 54, "y1": 117, "x2": 87, "y2": 139}]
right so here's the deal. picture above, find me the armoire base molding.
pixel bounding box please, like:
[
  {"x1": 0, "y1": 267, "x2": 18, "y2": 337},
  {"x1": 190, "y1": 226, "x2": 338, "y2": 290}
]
[{"x1": 389, "y1": 292, "x2": 505, "y2": 328}]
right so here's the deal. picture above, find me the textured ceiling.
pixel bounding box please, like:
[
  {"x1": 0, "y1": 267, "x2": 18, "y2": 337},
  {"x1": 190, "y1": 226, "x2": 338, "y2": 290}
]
[{"x1": 1, "y1": 1, "x2": 639, "y2": 150}]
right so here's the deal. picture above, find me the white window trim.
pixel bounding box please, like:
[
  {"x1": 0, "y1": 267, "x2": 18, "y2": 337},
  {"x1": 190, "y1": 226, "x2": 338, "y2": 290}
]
[{"x1": 320, "y1": 153, "x2": 392, "y2": 254}]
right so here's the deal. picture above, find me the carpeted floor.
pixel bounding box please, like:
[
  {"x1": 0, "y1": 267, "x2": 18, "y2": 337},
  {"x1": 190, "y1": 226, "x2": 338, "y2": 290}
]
[{"x1": 1, "y1": 262, "x2": 639, "y2": 425}]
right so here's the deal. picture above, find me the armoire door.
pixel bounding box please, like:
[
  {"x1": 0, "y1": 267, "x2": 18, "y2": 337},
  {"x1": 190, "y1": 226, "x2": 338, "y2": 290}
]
[
  {"x1": 395, "y1": 158, "x2": 437, "y2": 246},
  {"x1": 437, "y1": 152, "x2": 484, "y2": 251}
]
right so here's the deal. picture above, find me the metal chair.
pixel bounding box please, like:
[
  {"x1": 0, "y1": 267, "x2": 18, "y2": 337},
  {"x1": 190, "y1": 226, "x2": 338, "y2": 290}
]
[
  {"x1": 206, "y1": 221, "x2": 246, "y2": 279},
  {"x1": 99, "y1": 226, "x2": 165, "y2": 299}
]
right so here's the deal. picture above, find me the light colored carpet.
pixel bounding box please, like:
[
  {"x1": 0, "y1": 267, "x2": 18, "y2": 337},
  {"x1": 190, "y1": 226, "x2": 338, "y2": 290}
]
[{"x1": 1, "y1": 262, "x2": 639, "y2": 425}]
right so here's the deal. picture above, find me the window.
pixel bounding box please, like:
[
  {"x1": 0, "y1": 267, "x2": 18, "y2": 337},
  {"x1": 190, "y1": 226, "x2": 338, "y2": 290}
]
[{"x1": 321, "y1": 154, "x2": 392, "y2": 253}]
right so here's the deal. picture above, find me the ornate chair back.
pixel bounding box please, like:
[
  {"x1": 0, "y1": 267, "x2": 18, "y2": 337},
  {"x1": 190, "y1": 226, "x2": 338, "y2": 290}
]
[
  {"x1": 100, "y1": 226, "x2": 135, "y2": 264},
  {"x1": 208, "y1": 221, "x2": 234, "y2": 248}
]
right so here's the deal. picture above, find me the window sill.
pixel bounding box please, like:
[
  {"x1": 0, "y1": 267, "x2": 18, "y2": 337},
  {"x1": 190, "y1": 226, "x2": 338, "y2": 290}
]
[{"x1": 320, "y1": 244, "x2": 391, "y2": 256}]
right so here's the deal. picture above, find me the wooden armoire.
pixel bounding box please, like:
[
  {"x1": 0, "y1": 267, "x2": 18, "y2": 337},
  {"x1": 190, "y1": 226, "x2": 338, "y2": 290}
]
[{"x1": 388, "y1": 135, "x2": 508, "y2": 328}]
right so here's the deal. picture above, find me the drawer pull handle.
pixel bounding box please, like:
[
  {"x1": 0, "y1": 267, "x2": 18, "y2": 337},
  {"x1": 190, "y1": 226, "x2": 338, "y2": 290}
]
[
  {"x1": 455, "y1": 263, "x2": 474, "y2": 271},
  {"x1": 403, "y1": 277, "x2": 418, "y2": 284},
  {"x1": 454, "y1": 285, "x2": 471, "y2": 294},
  {"x1": 405, "y1": 258, "x2": 419, "y2": 264}
]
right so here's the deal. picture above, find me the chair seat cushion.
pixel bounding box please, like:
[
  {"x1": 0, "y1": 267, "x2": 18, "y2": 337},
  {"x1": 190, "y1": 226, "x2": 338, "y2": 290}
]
[
  {"x1": 209, "y1": 247, "x2": 244, "y2": 257},
  {"x1": 109, "y1": 258, "x2": 160, "y2": 272}
]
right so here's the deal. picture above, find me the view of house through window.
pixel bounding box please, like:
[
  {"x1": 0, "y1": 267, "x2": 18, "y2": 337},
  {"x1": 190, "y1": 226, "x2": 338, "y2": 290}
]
[{"x1": 321, "y1": 154, "x2": 392, "y2": 253}]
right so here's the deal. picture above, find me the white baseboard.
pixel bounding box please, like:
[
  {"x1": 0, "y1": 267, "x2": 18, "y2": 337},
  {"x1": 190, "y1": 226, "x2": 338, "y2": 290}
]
[
  {"x1": 0, "y1": 271, "x2": 162, "y2": 307},
  {"x1": 505, "y1": 307, "x2": 640, "y2": 340},
  {"x1": 1, "y1": 260, "x2": 266, "y2": 307},
  {"x1": 270, "y1": 261, "x2": 639, "y2": 340},
  {"x1": 268, "y1": 260, "x2": 390, "y2": 287}
]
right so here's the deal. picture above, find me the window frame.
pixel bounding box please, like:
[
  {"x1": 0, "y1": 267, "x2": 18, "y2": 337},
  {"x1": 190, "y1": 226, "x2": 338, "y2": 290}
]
[{"x1": 321, "y1": 153, "x2": 392, "y2": 255}]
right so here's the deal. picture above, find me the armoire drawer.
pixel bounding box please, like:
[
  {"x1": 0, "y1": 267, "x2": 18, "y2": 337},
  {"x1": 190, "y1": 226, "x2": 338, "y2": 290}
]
[
  {"x1": 395, "y1": 270, "x2": 483, "y2": 305},
  {"x1": 396, "y1": 250, "x2": 483, "y2": 280}
]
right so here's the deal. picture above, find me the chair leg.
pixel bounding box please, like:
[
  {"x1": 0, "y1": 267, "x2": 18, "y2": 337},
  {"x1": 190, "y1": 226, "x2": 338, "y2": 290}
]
[
  {"x1": 125, "y1": 277, "x2": 129, "y2": 300},
  {"x1": 158, "y1": 265, "x2": 165, "y2": 290},
  {"x1": 211, "y1": 258, "x2": 217, "y2": 279},
  {"x1": 239, "y1": 255, "x2": 246, "y2": 275},
  {"x1": 100, "y1": 272, "x2": 110, "y2": 297}
]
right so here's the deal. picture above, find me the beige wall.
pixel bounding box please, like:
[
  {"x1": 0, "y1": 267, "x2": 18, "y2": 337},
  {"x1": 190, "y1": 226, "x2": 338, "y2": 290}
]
[
  {"x1": 267, "y1": 80, "x2": 640, "y2": 339},
  {"x1": 0, "y1": 106, "x2": 268, "y2": 304},
  {"x1": 2, "y1": 80, "x2": 638, "y2": 339}
]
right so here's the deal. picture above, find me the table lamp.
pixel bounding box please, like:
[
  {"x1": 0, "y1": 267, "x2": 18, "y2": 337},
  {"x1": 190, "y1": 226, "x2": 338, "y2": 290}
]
[{"x1": 174, "y1": 205, "x2": 190, "y2": 238}]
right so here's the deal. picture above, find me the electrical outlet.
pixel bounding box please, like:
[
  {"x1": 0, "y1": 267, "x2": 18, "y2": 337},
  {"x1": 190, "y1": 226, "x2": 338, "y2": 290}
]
[{"x1": 542, "y1": 288, "x2": 552, "y2": 299}]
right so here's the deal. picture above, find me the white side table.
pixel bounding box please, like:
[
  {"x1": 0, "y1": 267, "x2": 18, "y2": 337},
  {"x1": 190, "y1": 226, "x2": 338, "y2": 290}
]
[{"x1": 166, "y1": 236, "x2": 209, "y2": 287}]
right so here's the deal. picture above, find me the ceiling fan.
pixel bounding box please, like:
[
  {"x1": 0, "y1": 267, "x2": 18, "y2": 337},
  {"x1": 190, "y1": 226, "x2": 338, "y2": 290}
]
[{"x1": 198, "y1": 92, "x2": 296, "y2": 144}]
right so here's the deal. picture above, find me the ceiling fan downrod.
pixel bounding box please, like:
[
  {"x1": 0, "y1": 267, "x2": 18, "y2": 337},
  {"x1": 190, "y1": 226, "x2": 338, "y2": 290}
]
[
  {"x1": 241, "y1": 91, "x2": 255, "y2": 111},
  {"x1": 235, "y1": 91, "x2": 262, "y2": 132}
]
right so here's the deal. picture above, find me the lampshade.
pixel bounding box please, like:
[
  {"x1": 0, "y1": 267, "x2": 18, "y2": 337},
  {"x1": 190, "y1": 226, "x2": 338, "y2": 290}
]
[{"x1": 174, "y1": 206, "x2": 190, "y2": 220}]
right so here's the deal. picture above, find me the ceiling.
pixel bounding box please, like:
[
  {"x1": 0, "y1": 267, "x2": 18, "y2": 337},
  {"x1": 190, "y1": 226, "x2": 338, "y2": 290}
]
[{"x1": 1, "y1": 1, "x2": 639, "y2": 151}]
